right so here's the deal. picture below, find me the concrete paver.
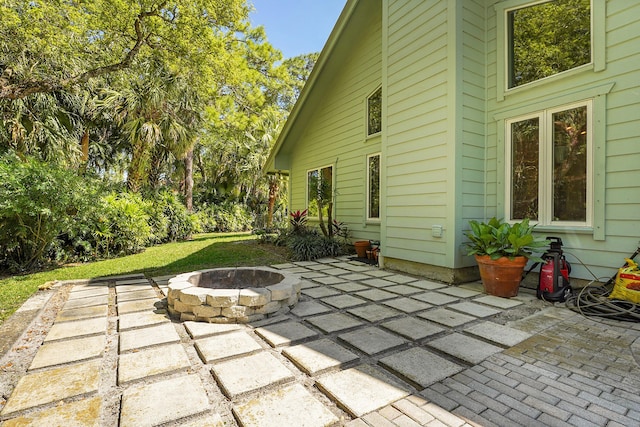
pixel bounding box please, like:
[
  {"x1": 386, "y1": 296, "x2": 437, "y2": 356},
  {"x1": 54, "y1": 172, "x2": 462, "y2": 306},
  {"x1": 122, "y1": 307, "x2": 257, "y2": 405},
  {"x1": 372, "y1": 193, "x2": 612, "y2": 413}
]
[
  {"x1": 62, "y1": 294, "x2": 108, "y2": 309},
  {"x1": 183, "y1": 320, "x2": 241, "y2": 338},
  {"x1": 412, "y1": 292, "x2": 459, "y2": 306},
  {"x1": 255, "y1": 320, "x2": 319, "y2": 347},
  {"x1": 322, "y1": 294, "x2": 367, "y2": 309},
  {"x1": 448, "y1": 301, "x2": 502, "y2": 318},
  {"x1": 316, "y1": 365, "x2": 411, "y2": 417},
  {"x1": 290, "y1": 300, "x2": 332, "y2": 317},
  {"x1": 474, "y1": 294, "x2": 524, "y2": 308},
  {"x1": 464, "y1": 321, "x2": 532, "y2": 347},
  {"x1": 118, "y1": 310, "x2": 171, "y2": 331},
  {"x1": 428, "y1": 332, "x2": 504, "y2": 364},
  {"x1": 56, "y1": 305, "x2": 108, "y2": 322},
  {"x1": 68, "y1": 285, "x2": 109, "y2": 298},
  {"x1": 44, "y1": 316, "x2": 107, "y2": 341},
  {"x1": 384, "y1": 284, "x2": 424, "y2": 295},
  {"x1": 3, "y1": 259, "x2": 640, "y2": 427},
  {"x1": 354, "y1": 288, "x2": 397, "y2": 302},
  {"x1": 338, "y1": 326, "x2": 407, "y2": 355},
  {"x1": 29, "y1": 334, "x2": 105, "y2": 369},
  {"x1": 347, "y1": 304, "x2": 401, "y2": 323},
  {"x1": 330, "y1": 282, "x2": 369, "y2": 292},
  {"x1": 380, "y1": 317, "x2": 445, "y2": 341},
  {"x1": 302, "y1": 286, "x2": 341, "y2": 298},
  {"x1": 1, "y1": 359, "x2": 101, "y2": 415},
  {"x1": 233, "y1": 383, "x2": 339, "y2": 427},
  {"x1": 195, "y1": 331, "x2": 263, "y2": 362},
  {"x1": 418, "y1": 307, "x2": 477, "y2": 327},
  {"x1": 117, "y1": 297, "x2": 161, "y2": 315},
  {"x1": 120, "y1": 374, "x2": 210, "y2": 426},
  {"x1": 436, "y1": 287, "x2": 482, "y2": 298},
  {"x1": 116, "y1": 288, "x2": 158, "y2": 302},
  {"x1": 379, "y1": 348, "x2": 464, "y2": 389},
  {"x1": 119, "y1": 322, "x2": 180, "y2": 352},
  {"x1": 212, "y1": 352, "x2": 295, "y2": 398},
  {"x1": 283, "y1": 338, "x2": 359, "y2": 375},
  {"x1": 306, "y1": 312, "x2": 364, "y2": 333},
  {"x1": 118, "y1": 343, "x2": 191, "y2": 384},
  {"x1": 1, "y1": 396, "x2": 102, "y2": 427},
  {"x1": 382, "y1": 297, "x2": 432, "y2": 313}
]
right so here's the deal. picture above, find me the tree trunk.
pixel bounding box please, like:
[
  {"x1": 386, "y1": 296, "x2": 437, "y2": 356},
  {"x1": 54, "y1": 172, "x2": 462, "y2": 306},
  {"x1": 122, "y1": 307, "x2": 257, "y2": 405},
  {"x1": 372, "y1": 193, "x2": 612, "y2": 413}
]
[
  {"x1": 317, "y1": 198, "x2": 328, "y2": 237},
  {"x1": 327, "y1": 202, "x2": 333, "y2": 238},
  {"x1": 267, "y1": 175, "x2": 279, "y2": 228},
  {"x1": 184, "y1": 148, "x2": 194, "y2": 212}
]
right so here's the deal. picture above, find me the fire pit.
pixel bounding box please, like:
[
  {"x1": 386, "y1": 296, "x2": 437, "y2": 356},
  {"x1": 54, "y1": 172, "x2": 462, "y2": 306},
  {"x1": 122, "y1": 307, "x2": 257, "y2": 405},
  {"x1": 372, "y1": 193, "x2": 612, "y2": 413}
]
[{"x1": 166, "y1": 267, "x2": 301, "y2": 323}]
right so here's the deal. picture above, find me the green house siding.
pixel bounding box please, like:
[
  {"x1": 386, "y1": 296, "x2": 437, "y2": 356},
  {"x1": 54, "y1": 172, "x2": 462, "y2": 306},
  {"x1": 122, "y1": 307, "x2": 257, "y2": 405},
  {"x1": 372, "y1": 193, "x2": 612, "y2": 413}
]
[
  {"x1": 486, "y1": 0, "x2": 640, "y2": 280},
  {"x1": 384, "y1": 0, "x2": 450, "y2": 267},
  {"x1": 269, "y1": 0, "x2": 640, "y2": 282},
  {"x1": 287, "y1": 0, "x2": 383, "y2": 242},
  {"x1": 384, "y1": 0, "x2": 488, "y2": 270}
]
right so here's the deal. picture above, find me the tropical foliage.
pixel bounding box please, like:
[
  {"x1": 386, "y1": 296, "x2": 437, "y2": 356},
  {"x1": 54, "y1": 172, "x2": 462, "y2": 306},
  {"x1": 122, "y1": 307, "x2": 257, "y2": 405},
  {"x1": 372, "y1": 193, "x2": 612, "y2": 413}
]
[
  {"x1": 0, "y1": 1, "x2": 319, "y2": 273},
  {"x1": 464, "y1": 217, "x2": 548, "y2": 261}
]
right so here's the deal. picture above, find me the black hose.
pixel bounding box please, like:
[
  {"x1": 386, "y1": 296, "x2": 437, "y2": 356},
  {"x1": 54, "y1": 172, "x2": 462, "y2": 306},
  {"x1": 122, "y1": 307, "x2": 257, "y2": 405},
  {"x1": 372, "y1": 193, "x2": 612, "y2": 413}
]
[{"x1": 565, "y1": 283, "x2": 640, "y2": 322}]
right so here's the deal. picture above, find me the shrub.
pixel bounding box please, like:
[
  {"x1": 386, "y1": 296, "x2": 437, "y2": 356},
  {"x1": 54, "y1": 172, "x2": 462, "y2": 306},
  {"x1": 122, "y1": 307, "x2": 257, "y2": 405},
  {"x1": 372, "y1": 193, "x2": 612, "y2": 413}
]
[
  {"x1": 211, "y1": 202, "x2": 253, "y2": 232},
  {"x1": 92, "y1": 192, "x2": 153, "y2": 257},
  {"x1": 0, "y1": 154, "x2": 101, "y2": 271},
  {"x1": 285, "y1": 228, "x2": 348, "y2": 261},
  {"x1": 144, "y1": 191, "x2": 195, "y2": 243}
]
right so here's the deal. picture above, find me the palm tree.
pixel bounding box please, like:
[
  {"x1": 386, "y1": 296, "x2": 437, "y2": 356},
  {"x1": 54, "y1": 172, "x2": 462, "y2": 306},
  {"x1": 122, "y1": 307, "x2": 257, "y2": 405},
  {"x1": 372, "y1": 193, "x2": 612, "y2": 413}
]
[{"x1": 98, "y1": 61, "x2": 200, "y2": 194}]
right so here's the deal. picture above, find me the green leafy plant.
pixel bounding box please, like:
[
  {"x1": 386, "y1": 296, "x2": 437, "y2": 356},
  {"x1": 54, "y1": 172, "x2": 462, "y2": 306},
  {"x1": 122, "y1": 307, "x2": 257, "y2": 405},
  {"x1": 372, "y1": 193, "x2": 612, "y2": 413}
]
[
  {"x1": 464, "y1": 217, "x2": 548, "y2": 261},
  {"x1": 0, "y1": 153, "x2": 102, "y2": 271},
  {"x1": 290, "y1": 209, "x2": 308, "y2": 234},
  {"x1": 288, "y1": 231, "x2": 345, "y2": 261}
]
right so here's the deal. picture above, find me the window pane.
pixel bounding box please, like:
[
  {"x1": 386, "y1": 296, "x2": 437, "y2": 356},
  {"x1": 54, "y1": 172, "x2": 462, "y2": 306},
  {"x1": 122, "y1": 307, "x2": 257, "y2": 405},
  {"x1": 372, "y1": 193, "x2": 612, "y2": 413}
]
[
  {"x1": 511, "y1": 118, "x2": 539, "y2": 220},
  {"x1": 368, "y1": 155, "x2": 380, "y2": 218},
  {"x1": 308, "y1": 167, "x2": 333, "y2": 218},
  {"x1": 553, "y1": 106, "x2": 587, "y2": 221},
  {"x1": 368, "y1": 88, "x2": 382, "y2": 135},
  {"x1": 307, "y1": 170, "x2": 319, "y2": 216},
  {"x1": 508, "y1": 0, "x2": 591, "y2": 88}
]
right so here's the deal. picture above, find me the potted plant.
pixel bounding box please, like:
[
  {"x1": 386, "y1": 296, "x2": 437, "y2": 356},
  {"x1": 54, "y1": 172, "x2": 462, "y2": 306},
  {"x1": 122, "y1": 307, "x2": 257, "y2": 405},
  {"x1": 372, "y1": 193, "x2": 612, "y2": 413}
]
[{"x1": 464, "y1": 217, "x2": 548, "y2": 297}]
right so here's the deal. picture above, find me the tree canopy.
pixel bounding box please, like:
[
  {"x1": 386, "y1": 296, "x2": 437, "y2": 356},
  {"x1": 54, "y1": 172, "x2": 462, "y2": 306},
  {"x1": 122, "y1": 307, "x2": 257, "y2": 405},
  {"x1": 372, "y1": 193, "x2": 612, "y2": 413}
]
[{"x1": 0, "y1": 0, "x2": 318, "y2": 216}]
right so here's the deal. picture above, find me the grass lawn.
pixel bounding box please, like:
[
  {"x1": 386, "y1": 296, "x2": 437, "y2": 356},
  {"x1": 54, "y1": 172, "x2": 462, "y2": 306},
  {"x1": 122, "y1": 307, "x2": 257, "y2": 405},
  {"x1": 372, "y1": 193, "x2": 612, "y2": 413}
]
[{"x1": 0, "y1": 232, "x2": 290, "y2": 324}]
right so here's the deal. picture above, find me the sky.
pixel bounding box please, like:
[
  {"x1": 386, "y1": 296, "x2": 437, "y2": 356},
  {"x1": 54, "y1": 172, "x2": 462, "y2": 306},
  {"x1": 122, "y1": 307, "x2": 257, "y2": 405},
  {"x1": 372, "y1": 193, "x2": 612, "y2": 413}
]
[{"x1": 248, "y1": 0, "x2": 347, "y2": 59}]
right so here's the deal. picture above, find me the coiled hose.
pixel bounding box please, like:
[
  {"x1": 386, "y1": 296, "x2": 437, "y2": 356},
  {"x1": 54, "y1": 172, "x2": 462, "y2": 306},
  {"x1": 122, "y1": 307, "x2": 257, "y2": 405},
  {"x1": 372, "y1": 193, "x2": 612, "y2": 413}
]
[{"x1": 563, "y1": 250, "x2": 640, "y2": 322}]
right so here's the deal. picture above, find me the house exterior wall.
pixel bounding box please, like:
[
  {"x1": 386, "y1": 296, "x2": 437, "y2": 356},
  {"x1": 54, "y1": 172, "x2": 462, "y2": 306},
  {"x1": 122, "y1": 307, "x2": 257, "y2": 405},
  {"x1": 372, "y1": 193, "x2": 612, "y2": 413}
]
[
  {"x1": 287, "y1": 1, "x2": 383, "y2": 242},
  {"x1": 382, "y1": 0, "x2": 488, "y2": 279},
  {"x1": 383, "y1": 1, "x2": 451, "y2": 270},
  {"x1": 485, "y1": 0, "x2": 640, "y2": 280},
  {"x1": 271, "y1": 0, "x2": 640, "y2": 283}
]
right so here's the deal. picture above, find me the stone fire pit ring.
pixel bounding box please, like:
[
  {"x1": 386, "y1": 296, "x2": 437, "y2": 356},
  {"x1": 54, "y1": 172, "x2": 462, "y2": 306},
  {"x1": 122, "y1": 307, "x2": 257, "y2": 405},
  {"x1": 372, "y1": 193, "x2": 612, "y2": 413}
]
[{"x1": 166, "y1": 267, "x2": 301, "y2": 323}]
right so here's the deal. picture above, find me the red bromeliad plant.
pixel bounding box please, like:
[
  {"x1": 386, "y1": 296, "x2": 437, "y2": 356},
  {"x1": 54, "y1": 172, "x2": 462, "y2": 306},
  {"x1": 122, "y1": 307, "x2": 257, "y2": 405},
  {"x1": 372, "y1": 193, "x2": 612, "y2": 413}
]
[{"x1": 290, "y1": 209, "x2": 308, "y2": 234}]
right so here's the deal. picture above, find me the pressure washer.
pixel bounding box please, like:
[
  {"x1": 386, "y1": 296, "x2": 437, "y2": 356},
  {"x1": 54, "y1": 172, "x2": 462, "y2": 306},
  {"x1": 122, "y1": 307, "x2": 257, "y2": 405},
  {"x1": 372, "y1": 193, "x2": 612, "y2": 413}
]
[
  {"x1": 524, "y1": 237, "x2": 573, "y2": 302},
  {"x1": 537, "y1": 237, "x2": 573, "y2": 302}
]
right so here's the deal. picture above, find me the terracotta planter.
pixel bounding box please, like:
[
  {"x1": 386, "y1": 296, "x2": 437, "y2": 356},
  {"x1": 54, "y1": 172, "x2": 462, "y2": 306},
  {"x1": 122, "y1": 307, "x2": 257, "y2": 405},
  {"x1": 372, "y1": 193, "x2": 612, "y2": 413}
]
[
  {"x1": 354, "y1": 241, "x2": 370, "y2": 258},
  {"x1": 475, "y1": 254, "x2": 527, "y2": 298}
]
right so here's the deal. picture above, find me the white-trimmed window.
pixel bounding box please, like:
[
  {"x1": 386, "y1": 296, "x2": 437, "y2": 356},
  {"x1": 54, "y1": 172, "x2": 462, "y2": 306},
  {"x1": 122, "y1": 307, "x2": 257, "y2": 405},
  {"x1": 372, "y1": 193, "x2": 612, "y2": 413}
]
[
  {"x1": 307, "y1": 165, "x2": 333, "y2": 218},
  {"x1": 507, "y1": 0, "x2": 591, "y2": 89},
  {"x1": 506, "y1": 100, "x2": 592, "y2": 227},
  {"x1": 367, "y1": 153, "x2": 380, "y2": 221},
  {"x1": 367, "y1": 87, "x2": 382, "y2": 136}
]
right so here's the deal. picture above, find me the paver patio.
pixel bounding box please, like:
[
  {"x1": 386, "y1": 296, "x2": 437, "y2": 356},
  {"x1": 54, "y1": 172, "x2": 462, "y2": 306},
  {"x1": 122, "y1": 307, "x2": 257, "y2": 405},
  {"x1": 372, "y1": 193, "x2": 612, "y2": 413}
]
[{"x1": 2, "y1": 256, "x2": 640, "y2": 426}]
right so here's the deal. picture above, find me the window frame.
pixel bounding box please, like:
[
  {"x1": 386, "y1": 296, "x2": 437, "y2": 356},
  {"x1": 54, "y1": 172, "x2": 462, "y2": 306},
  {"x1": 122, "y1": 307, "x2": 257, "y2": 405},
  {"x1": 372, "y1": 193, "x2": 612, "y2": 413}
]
[
  {"x1": 306, "y1": 164, "x2": 334, "y2": 219},
  {"x1": 505, "y1": 100, "x2": 593, "y2": 228},
  {"x1": 366, "y1": 153, "x2": 381, "y2": 222},
  {"x1": 495, "y1": 0, "x2": 605, "y2": 101},
  {"x1": 366, "y1": 86, "x2": 382, "y2": 138}
]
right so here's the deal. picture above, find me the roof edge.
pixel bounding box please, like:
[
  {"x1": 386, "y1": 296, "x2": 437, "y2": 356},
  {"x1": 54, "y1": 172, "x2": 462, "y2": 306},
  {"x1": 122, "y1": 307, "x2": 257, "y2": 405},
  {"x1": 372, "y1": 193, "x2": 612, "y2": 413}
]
[{"x1": 264, "y1": 0, "x2": 360, "y2": 172}]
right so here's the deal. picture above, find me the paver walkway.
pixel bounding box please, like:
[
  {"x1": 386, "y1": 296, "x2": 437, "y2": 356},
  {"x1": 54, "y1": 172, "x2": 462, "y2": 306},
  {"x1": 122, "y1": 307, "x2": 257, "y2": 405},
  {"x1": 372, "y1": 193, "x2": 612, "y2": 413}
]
[{"x1": 2, "y1": 257, "x2": 640, "y2": 426}]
